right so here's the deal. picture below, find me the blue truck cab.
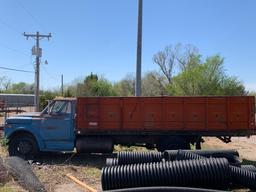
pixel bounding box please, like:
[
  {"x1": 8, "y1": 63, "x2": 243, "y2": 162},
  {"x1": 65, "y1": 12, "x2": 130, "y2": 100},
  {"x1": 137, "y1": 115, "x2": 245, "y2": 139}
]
[{"x1": 4, "y1": 98, "x2": 76, "y2": 158}]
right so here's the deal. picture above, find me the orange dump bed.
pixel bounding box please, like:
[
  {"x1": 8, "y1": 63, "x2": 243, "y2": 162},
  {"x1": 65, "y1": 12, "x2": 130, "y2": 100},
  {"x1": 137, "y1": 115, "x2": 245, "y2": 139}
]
[{"x1": 76, "y1": 96, "x2": 255, "y2": 134}]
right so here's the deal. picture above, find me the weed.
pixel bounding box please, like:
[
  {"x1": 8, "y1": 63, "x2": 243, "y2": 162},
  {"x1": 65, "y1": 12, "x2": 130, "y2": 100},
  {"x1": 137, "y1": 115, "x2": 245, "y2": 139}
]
[
  {"x1": 0, "y1": 137, "x2": 8, "y2": 157},
  {"x1": 242, "y1": 159, "x2": 256, "y2": 166},
  {"x1": 114, "y1": 144, "x2": 154, "y2": 152},
  {"x1": 0, "y1": 137, "x2": 8, "y2": 148}
]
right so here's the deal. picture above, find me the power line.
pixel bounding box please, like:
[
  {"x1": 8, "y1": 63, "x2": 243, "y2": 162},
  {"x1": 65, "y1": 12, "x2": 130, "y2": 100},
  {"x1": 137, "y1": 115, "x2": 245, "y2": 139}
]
[
  {"x1": 0, "y1": 66, "x2": 34, "y2": 73},
  {"x1": 0, "y1": 17, "x2": 22, "y2": 35},
  {"x1": 14, "y1": 0, "x2": 45, "y2": 31},
  {"x1": 0, "y1": 43, "x2": 30, "y2": 57},
  {"x1": 42, "y1": 65, "x2": 60, "y2": 80},
  {"x1": 0, "y1": 43, "x2": 34, "y2": 69}
]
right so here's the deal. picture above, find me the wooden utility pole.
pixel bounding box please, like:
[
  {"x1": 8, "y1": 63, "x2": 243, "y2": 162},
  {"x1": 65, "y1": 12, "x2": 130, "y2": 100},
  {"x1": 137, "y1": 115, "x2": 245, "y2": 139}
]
[
  {"x1": 135, "y1": 0, "x2": 143, "y2": 96},
  {"x1": 24, "y1": 32, "x2": 52, "y2": 112}
]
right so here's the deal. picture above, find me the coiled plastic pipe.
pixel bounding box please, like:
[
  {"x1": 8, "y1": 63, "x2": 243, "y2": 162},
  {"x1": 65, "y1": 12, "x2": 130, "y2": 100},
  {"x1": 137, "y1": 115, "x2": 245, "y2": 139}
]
[
  {"x1": 106, "y1": 158, "x2": 119, "y2": 166},
  {"x1": 241, "y1": 165, "x2": 256, "y2": 172},
  {"x1": 101, "y1": 158, "x2": 230, "y2": 190},
  {"x1": 230, "y1": 166, "x2": 256, "y2": 189},
  {"x1": 164, "y1": 149, "x2": 238, "y2": 159},
  {"x1": 116, "y1": 151, "x2": 163, "y2": 165},
  {"x1": 164, "y1": 150, "x2": 241, "y2": 165},
  {"x1": 172, "y1": 150, "x2": 256, "y2": 189},
  {"x1": 176, "y1": 150, "x2": 204, "y2": 161},
  {"x1": 104, "y1": 186, "x2": 227, "y2": 192}
]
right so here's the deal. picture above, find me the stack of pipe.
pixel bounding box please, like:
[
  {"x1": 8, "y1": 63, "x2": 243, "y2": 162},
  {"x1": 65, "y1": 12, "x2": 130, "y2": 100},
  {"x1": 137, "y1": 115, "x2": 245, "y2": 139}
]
[{"x1": 102, "y1": 150, "x2": 256, "y2": 191}]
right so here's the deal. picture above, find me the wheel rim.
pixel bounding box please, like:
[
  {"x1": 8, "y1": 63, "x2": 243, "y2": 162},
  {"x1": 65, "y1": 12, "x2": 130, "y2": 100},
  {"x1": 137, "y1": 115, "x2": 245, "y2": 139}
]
[{"x1": 17, "y1": 140, "x2": 33, "y2": 155}]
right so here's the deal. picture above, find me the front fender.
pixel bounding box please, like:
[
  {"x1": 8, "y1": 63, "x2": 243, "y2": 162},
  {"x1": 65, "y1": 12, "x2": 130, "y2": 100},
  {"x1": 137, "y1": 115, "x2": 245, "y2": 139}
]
[{"x1": 4, "y1": 127, "x2": 45, "y2": 151}]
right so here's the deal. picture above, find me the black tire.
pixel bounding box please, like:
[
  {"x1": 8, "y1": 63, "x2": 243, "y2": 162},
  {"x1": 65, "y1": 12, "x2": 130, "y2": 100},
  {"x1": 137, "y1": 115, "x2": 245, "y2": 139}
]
[
  {"x1": 8, "y1": 133, "x2": 39, "y2": 160},
  {"x1": 157, "y1": 136, "x2": 190, "y2": 152},
  {"x1": 5, "y1": 156, "x2": 46, "y2": 192}
]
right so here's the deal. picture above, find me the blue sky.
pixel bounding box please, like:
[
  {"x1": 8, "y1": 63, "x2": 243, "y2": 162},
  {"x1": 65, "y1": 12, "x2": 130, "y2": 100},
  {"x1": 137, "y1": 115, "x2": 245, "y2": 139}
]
[{"x1": 0, "y1": 0, "x2": 255, "y2": 91}]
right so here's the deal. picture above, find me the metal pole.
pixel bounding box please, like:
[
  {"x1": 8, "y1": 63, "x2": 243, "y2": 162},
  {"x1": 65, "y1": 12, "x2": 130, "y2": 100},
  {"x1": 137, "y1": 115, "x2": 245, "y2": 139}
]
[{"x1": 135, "y1": 0, "x2": 143, "y2": 96}]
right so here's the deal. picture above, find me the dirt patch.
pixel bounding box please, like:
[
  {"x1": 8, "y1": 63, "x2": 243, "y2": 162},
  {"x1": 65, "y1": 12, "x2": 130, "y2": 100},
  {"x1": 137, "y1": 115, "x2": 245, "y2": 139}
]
[
  {"x1": 0, "y1": 144, "x2": 110, "y2": 192},
  {"x1": 0, "y1": 180, "x2": 27, "y2": 192},
  {"x1": 54, "y1": 183, "x2": 85, "y2": 192},
  {"x1": 0, "y1": 117, "x2": 4, "y2": 127},
  {"x1": 203, "y1": 136, "x2": 256, "y2": 162},
  {"x1": 31, "y1": 153, "x2": 115, "y2": 192}
]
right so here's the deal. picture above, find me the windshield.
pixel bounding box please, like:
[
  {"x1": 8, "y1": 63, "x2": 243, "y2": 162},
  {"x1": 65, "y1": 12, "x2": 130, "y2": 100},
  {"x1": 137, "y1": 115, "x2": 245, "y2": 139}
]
[{"x1": 43, "y1": 100, "x2": 71, "y2": 115}]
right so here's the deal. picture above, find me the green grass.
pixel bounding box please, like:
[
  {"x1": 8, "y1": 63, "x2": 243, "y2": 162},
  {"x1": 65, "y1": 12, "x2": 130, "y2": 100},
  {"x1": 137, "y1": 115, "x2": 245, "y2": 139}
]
[
  {"x1": 114, "y1": 144, "x2": 155, "y2": 152},
  {"x1": 0, "y1": 186, "x2": 14, "y2": 192},
  {"x1": 0, "y1": 137, "x2": 8, "y2": 148},
  {"x1": 0, "y1": 137, "x2": 8, "y2": 158},
  {"x1": 0, "y1": 182, "x2": 25, "y2": 192},
  {"x1": 241, "y1": 159, "x2": 256, "y2": 166},
  {"x1": 82, "y1": 166, "x2": 101, "y2": 178}
]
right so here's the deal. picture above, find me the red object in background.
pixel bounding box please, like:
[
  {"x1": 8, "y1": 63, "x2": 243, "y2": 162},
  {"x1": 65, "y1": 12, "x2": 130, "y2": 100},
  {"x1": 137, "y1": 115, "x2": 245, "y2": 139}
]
[{"x1": 76, "y1": 96, "x2": 255, "y2": 134}]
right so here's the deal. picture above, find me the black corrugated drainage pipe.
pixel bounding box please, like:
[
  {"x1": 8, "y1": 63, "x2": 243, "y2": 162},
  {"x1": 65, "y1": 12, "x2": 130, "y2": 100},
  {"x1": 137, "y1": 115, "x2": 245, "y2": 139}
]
[
  {"x1": 170, "y1": 150, "x2": 256, "y2": 189},
  {"x1": 164, "y1": 149, "x2": 241, "y2": 166},
  {"x1": 107, "y1": 150, "x2": 240, "y2": 166},
  {"x1": 101, "y1": 158, "x2": 230, "y2": 190},
  {"x1": 106, "y1": 151, "x2": 163, "y2": 166},
  {"x1": 117, "y1": 151, "x2": 163, "y2": 165},
  {"x1": 106, "y1": 158, "x2": 119, "y2": 166},
  {"x1": 230, "y1": 166, "x2": 256, "y2": 189},
  {"x1": 241, "y1": 165, "x2": 256, "y2": 172},
  {"x1": 104, "y1": 186, "x2": 227, "y2": 192}
]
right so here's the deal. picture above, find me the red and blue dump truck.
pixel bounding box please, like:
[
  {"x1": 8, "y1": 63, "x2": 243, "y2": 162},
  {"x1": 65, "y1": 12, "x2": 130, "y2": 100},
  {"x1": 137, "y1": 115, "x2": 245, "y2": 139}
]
[{"x1": 4, "y1": 96, "x2": 255, "y2": 159}]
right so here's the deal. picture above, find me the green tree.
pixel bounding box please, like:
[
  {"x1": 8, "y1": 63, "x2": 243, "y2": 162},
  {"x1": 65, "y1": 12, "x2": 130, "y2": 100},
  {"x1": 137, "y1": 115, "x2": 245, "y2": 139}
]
[
  {"x1": 76, "y1": 73, "x2": 117, "y2": 96},
  {"x1": 167, "y1": 55, "x2": 246, "y2": 96},
  {"x1": 39, "y1": 91, "x2": 58, "y2": 111},
  {"x1": 9, "y1": 82, "x2": 34, "y2": 94},
  {"x1": 114, "y1": 74, "x2": 135, "y2": 96}
]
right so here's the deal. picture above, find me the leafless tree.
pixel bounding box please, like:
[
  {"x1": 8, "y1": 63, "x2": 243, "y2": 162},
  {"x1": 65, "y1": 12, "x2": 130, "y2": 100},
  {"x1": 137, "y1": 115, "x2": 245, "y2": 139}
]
[
  {"x1": 0, "y1": 76, "x2": 11, "y2": 92},
  {"x1": 2, "y1": 79, "x2": 12, "y2": 91},
  {"x1": 153, "y1": 44, "x2": 199, "y2": 83},
  {"x1": 175, "y1": 44, "x2": 199, "y2": 71},
  {"x1": 153, "y1": 46, "x2": 176, "y2": 83}
]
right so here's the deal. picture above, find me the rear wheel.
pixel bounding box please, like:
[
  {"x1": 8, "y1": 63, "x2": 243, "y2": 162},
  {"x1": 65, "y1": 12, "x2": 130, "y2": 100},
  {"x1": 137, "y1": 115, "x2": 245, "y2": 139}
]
[
  {"x1": 8, "y1": 133, "x2": 39, "y2": 160},
  {"x1": 157, "y1": 136, "x2": 190, "y2": 152}
]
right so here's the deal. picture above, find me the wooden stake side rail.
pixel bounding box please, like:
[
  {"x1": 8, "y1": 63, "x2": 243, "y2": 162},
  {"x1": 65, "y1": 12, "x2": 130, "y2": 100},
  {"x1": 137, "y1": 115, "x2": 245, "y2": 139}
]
[{"x1": 76, "y1": 96, "x2": 255, "y2": 134}]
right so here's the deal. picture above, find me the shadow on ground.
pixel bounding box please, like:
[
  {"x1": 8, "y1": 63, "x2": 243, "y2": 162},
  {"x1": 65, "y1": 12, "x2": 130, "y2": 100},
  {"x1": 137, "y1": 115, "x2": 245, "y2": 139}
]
[{"x1": 35, "y1": 152, "x2": 116, "y2": 169}]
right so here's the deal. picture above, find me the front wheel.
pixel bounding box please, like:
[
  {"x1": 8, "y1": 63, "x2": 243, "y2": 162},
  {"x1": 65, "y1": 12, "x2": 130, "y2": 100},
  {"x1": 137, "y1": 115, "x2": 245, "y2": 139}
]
[{"x1": 8, "y1": 133, "x2": 39, "y2": 160}]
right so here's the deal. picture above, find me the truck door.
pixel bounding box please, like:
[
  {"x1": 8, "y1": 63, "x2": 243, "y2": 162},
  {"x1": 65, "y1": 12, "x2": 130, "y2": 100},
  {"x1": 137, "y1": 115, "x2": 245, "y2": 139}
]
[{"x1": 40, "y1": 100, "x2": 74, "y2": 150}]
